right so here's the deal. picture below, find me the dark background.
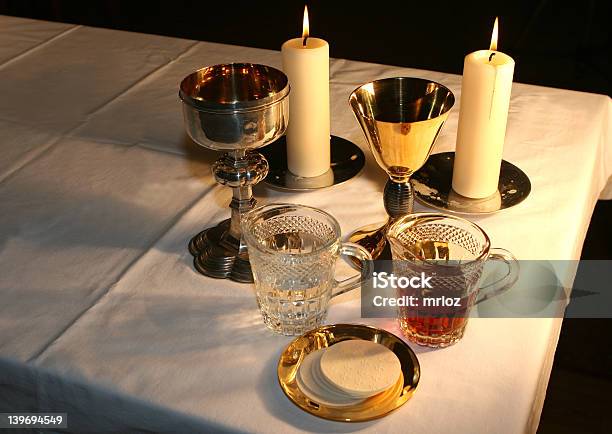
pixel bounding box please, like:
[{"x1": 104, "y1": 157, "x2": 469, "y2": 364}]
[
  {"x1": 0, "y1": 0, "x2": 609, "y2": 94},
  {"x1": 1, "y1": 1, "x2": 610, "y2": 432}
]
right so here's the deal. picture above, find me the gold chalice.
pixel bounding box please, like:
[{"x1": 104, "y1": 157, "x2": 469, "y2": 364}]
[{"x1": 348, "y1": 77, "x2": 455, "y2": 261}]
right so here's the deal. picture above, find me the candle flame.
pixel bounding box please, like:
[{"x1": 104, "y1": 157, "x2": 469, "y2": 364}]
[
  {"x1": 489, "y1": 17, "x2": 499, "y2": 51},
  {"x1": 302, "y1": 6, "x2": 309, "y2": 41}
]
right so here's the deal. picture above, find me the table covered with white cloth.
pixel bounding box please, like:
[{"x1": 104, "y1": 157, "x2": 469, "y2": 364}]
[{"x1": 0, "y1": 15, "x2": 610, "y2": 433}]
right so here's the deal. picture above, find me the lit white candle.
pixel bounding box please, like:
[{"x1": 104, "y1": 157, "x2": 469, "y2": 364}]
[
  {"x1": 452, "y1": 18, "x2": 515, "y2": 198},
  {"x1": 281, "y1": 6, "x2": 331, "y2": 178}
]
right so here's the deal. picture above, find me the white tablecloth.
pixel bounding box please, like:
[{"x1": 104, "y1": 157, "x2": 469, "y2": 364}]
[{"x1": 0, "y1": 15, "x2": 610, "y2": 433}]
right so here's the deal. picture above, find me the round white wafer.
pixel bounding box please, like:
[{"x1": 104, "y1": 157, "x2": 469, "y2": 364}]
[
  {"x1": 308, "y1": 350, "x2": 360, "y2": 400},
  {"x1": 297, "y1": 349, "x2": 364, "y2": 407},
  {"x1": 320, "y1": 340, "x2": 401, "y2": 397},
  {"x1": 310, "y1": 350, "x2": 359, "y2": 397}
]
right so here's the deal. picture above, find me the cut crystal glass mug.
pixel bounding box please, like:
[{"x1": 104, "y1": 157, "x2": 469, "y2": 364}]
[
  {"x1": 242, "y1": 204, "x2": 372, "y2": 335},
  {"x1": 387, "y1": 213, "x2": 519, "y2": 347}
]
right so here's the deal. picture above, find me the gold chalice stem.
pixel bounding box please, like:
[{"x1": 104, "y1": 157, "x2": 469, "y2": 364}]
[{"x1": 349, "y1": 178, "x2": 413, "y2": 266}]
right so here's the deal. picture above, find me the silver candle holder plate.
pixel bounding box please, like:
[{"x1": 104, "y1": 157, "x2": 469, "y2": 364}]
[
  {"x1": 411, "y1": 152, "x2": 531, "y2": 215},
  {"x1": 261, "y1": 135, "x2": 365, "y2": 191}
]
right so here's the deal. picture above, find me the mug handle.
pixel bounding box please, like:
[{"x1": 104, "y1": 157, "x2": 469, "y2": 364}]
[
  {"x1": 476, "y1": 248, "x2": 520, "y2": 304},
  {"x1": 331, "y1": 242, "x2": 373, "y2": 299}
]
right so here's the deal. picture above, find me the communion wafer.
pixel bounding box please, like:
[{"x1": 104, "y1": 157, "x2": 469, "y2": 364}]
[
  {"x1": 297, "y1": 349, "x2": 364, "y2": 407},
  {"x1": 310, "y1": 349, "x2": 373, "y2": 399},
  {"x1": 299, "y1": 350, "x2": 362, "y2": 401},
  {"x1": 320, "y1": 340, "x2": 401, "y2": 397}
]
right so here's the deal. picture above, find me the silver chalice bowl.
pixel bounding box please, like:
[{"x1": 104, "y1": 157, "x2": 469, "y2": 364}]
[{"x1": 180, "y1": 63, "x2": 289, "y2": 283}]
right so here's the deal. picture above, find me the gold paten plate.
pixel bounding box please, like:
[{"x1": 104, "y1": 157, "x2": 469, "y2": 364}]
[{"x1": 277, "y1": 323, "x2": 420, "y2": 422}]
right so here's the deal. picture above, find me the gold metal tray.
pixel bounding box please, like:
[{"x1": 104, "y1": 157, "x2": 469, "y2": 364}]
[{"x1": 277, "y1": 323, "x2": 420, "y2": 422}]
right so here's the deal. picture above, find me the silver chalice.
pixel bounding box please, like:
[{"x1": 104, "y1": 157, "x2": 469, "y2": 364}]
[{"x1": 180, "y1": 63, "x2": 289, "y2": 283}]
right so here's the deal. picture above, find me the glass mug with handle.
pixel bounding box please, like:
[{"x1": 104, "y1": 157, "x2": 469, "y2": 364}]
[
  {"x1": 387, "y1": 213, "x2": 519, "y2": 347},
  {"x1": 242, "y1": 203, "x2": 372, "y2": 335}
]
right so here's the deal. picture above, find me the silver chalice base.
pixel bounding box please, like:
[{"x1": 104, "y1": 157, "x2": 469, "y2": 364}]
[
  {"x1": 261, "y1": 136, "x2": 365, "y2": 191},
  {"x1": 411, "y1": 152, "x2": 531, "y2": 214},
  {"x1": 188, "y1": 220, "x2": 252, "y2": 283}
]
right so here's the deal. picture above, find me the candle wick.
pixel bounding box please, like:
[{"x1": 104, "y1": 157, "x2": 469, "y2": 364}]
[
  {"x1": 302, "y1": 36, "x2": 308, "y2": 47},
  {"x1": 488, "y1": 52, "x2": 496, "y2": 62}
]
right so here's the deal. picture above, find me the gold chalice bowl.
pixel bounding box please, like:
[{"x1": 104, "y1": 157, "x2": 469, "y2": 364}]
[{"x1": 348, "y1": 77, "x2": 455, "y2": 261}]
